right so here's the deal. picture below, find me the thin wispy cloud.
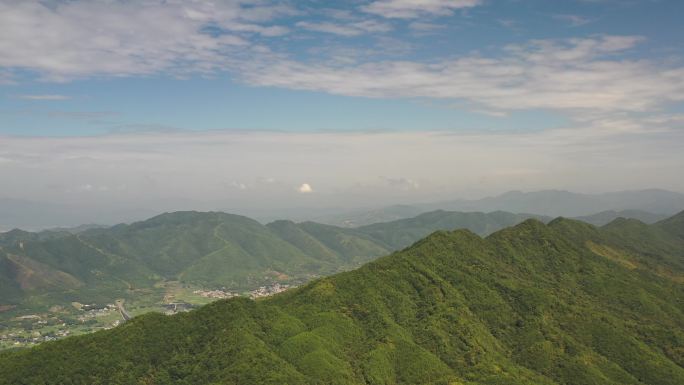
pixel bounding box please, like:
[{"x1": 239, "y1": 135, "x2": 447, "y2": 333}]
[
  {"x1": 1, "y1": 1, "x2": 681, "y2": 121},
  {"x1": 296, "y1": 20, "x2": 392, "y2": 37},
  {"x1": 0, "y1": 0, "x2": 292, "y2": 80},
  {"x1": 361, "y1": 0, "x2": 483, "y2": 19},
  {"x1": 241, "y1": 36, "x2": 684, "y2": 114},
  {"x1": 15, "y1": 94, "x2": 71, "y2": 100}
]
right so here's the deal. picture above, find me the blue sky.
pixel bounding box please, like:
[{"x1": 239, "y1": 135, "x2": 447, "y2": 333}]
[
  {"x1": 0, "y1": 0, "x2": 683, "y2": 222},
  {"x1": 2, "y1": 0, "x2": 682, "y2": 136}
]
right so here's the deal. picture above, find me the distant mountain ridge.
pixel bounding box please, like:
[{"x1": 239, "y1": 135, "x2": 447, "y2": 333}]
[
  {"x1": 317, "y1": 189, "x2": 684, "y2": 227},
  {"x1": 357, "y1": 210, "x2": 549, "y2": 249},
  {"x1": 438, "y1": 189, "x2": 684, "y2": 216},
  {"x1": 1, "y1": 211, "x2": 683, "y2": 384},
  {"x1": 3, "y1": 189, "x2": 683, "y2": 231},
  {"x1": 573, "y1": 209, "x2": 669, "y2": 226}
]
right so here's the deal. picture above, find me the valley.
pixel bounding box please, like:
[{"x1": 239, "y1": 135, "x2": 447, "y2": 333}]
[{"x1": 0, "y1": 279, "x2": 308, "y2": 350}]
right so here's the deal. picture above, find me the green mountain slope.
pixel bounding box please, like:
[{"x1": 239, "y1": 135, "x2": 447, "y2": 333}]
[{"x1": 2, "y1": 214, "x2": 682, "y2": 385}]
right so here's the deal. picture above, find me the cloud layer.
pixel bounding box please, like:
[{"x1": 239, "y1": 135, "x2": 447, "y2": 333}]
[
  {"x1": 0, "y1": 0, "x2": 290, "y2": 80},
  {"x1": 2, "y1": 1, "x2": 683, "y2": 119},
  {"x1": 241, "y1": 36, "x2": 684, "y2": 114},
  {"x1": 1, "y1": 121, "x2": 682, "y2": 212}
]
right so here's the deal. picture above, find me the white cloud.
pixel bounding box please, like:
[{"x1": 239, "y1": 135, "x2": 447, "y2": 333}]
[
  {"x1": 361, "y1": 0, "x2": 483, "y2": 19},
  {"x1": 0, "y1": 0, "x2": 292, "y2": 80},
  {"x1": 298, "y1": 183, "x2": 313, "y2": 193},
  {"x1": 241, "y1": 35, "x2": 684, "y2": 113},
  {"x1": 15, "y1": 94, "x2": 71, "y2": 100},
  {"x1": 296, "y1": 20, "x2": 392, "y2": 37},
  {"x1": 2, "y1": 2, "x2": 679, "y2": 120}
]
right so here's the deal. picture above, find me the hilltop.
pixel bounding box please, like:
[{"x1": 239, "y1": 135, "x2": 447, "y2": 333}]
[{"x1": 1, "y1": 212, "x2": 682, "y2": 384}]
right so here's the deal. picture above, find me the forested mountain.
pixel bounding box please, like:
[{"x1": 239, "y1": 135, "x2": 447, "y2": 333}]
[
  {"x1": 0, "y1": 210, "x2": 556, "y2": 306},
  {"x1": 0, "y1": 212, "x2": 389, "y2": 305},
  {"x1": 1, "y1": 212, "x2": 683, "y2": 384}
]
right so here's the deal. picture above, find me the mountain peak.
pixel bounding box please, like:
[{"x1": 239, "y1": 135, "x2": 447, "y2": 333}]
[
  {"x1": 603, "y1": 216, "x2": 649, "y2": 230},
  {"x1": 133, "y1": 210, "x2": 260, "y2": 228},
  {"x1": 509, "y1": 217, "x2": 549, "y2": 231}
]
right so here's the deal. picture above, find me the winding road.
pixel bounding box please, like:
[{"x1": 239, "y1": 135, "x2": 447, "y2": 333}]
[{"x1": 114, "y1": 299, "x2": 131, "y2": 321}]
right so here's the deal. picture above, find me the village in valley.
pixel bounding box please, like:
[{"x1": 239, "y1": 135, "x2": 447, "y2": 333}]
[{"x1": 0, "y1": 281, "x2": 297, "y2": 350}]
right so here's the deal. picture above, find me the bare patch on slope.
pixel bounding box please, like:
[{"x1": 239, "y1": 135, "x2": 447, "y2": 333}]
[
  {"x1": 586, "y1": 241, "x2": 638, "y2": 270},
  {"x1": 6, "y1": 254, "x2": 83, "y2": 291},
  {"x1": 586, "y1": 241, "x2": 684, "y2": 283}
]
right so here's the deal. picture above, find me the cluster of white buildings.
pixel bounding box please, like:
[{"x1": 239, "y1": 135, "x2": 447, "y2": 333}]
[
  {"x1": 77, "y1": 306, "x2": 115, "y2": 322},
  {"x1": 192, "y1": 289, "x2": 238, "y2": 299},
  {"x1": 249, "y1": 283, "x2": 291, "y2": 299},
  {"x1": 1, "y1": 328, "x2": 71, "y2": 347}
]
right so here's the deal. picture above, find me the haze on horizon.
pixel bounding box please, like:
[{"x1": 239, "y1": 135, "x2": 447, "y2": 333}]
[{"x1": 1, "y1": 0, "x2": 683, "y2": 222}]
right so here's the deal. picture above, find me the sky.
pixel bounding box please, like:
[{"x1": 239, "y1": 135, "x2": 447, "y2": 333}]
[{"x1": 1, "y1": 0, "x2": 684, "y2": 220}]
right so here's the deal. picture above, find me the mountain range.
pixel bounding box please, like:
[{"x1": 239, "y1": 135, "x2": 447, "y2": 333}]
[
  {"x1": 316, "y1": 189, "x2": 684, "y2": 227},
  {"x1": 3, "y1": 189, "x2": 683, "y2": 231},
  {"x1": 0, "y1": 210, "x2": 545, "y2": 308},
  {"x1": 1, "y1": 211, "x2": 682, "y2": 384}
]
